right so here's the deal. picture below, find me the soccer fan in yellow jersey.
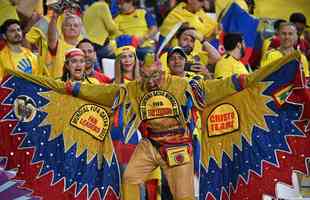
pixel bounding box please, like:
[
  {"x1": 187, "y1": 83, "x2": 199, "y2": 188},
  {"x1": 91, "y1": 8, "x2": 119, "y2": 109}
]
[
  {"x1": 261, "y1": 22, "x2": 309, "y2": 77},
  {"x1": 214, "y1": 32, "x2": 249, "y2": 79},
  {"x1": 115, "y1": 0, "x2": 158, "y2": 60},
  {"x1": 24, "y1": 1, "x2": 82, "y2": 74},
  {"x1": 160, "y1": 0, "x2": 217, "y2": 41},
  {"x1": 48, "y1": 13, "x2": 83, "y2": 78},
  {"x1": 83, "y1": 0, "x2": 120, "y2": 62},
  {"x1": 0, "y1": 19, "x2": 40, "y2": 82}
]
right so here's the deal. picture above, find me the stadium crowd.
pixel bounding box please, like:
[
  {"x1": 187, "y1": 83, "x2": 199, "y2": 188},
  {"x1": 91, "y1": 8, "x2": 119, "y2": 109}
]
[{"x1": 0, "y1": 0, "x2": 309, "y2": 200}]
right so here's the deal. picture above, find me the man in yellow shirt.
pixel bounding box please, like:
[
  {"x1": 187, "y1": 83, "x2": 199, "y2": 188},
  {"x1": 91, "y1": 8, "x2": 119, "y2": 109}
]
[
  {"x1": 261, "y1": 22, "x2": 309, "y2": 77},
  {"x1": 214, "y1": 32, "x2": 249, "y2": 79},
  {"x1": 48, "y1": 13, "x2": 83, "y2": 78},
  {"x1": 161, "y1": 25, "x2": 220, "y2": 80},
  {"x1": 115, "y1": 0, "x2": 158, "y2": 60},
  {"x1": 83, "y1": 0, "x2": 120, "y2": 62},
  {"x1": 0, "y1": 19, "x2": 40, "y2": 82},
  {"x1": 160, "y1": 0, "x2": 217, "y2": 41}
]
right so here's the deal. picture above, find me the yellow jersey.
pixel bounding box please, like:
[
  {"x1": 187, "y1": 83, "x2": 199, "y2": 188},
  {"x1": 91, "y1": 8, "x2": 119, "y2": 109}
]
[
  {"x1": 26, "y1": 16, "x2": 51, "y2": 75},
  {"x1": 160, "y1": 2, "x2": 217, "y2": 38},
  {"x1": 114, "y1": 9, "x2": 156, "y2": 48},
  {"x1": 0, "y1": 45, "x2": 40, "y2": 81},
  {"x1": 49, "y1": 38, "x2": 79, "y2": 78},
  {"x1": 214, "y1": 54, "x2": 249, "y2": 79},
  {"x1": 83, "y1": 1, "x2": 120, "y2": 45}
]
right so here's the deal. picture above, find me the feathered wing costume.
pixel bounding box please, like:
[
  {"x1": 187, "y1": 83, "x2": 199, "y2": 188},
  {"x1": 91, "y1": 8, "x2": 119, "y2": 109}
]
[{"x1": 1, "y1": 52, "x2": 310, "y2": 199}]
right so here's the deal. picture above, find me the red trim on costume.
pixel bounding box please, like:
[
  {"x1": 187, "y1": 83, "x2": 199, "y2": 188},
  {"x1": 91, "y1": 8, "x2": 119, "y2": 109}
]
[
  {"x1": 112, "y1": 140, "x2": 136, "y2": 164},
  {"x1": 114, "y1": 108, "x2": 119, "y2": 128},
  {"x1": 145, "y1": 179, "x2": 159, "y2": 200},
  {"x1": 65, "y1": 81, "x2": 73, "y2": 95},
  {"x1": 239, "y1": 74, "x2": 247, "y2": 90}
]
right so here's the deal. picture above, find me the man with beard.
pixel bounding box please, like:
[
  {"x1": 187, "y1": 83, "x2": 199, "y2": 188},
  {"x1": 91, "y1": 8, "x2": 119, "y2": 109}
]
[
  {"x1": 77, "y1": 39, "x2": 112, "y2": 84},
  {"x1": 173, "y1": 25, "x2": 220, "y2": 80},
  {"x1": 214, "y1": 32, "x2": 249, "y2": 79},
  {"x1": 4, "y1": 48, "x2": 302, "y2": 200},
  {"x1": 0, "y1": 19, "x2": 40, "y2": 81}
]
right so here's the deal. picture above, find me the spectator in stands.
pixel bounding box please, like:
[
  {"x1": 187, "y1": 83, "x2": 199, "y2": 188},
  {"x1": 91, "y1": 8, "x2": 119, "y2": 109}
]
[
  {"x1": 160, "y1": 0, "x2": 217, "y2": 42},
  {"x1": 83, "y1": 0, "x2": 120, "y2": 63},
  {"x1": 214, "y1": 32, "x2": 249, "y2": 79},
  {"x1": 114, "y1": 35, "x2": 140, "y2": 84},
  {"x1": 261, "y1": 22, "x2": 309, "y2": 77},
  {"x1": 77, "y1": 39, "x2": 112, "y2": 84},
  {"x1": 162, "y1": 25, "x2": 219, "y2": 80},
  {"x1": 48, "y1": 13, "x2": 83, "y2": 78},
  {"x1": 0, "y1": 19, "x2": 40, "y2": 81},
  {"x1": 264, "y1": 19, "x2": 286, "y2": 55},
  {"x1": 61, "y1": 48, "x2": 99, "y2": 83},
  {"x1": 25, "y1": 1, "x2": 83, "y2": 75},
  {"x1": 167, "y1": 46, "x2": 187, "y2": 77},
  {"x1": 115, "y1": 0, "x2": 158, "y2": 60},
  {"x1": 289, "y1": 12, "x2": 310, "y2": 60}
]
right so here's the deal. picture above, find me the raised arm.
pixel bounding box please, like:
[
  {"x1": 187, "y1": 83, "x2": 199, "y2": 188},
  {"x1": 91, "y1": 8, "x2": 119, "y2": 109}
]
[
  {"x1": 4, "y1": 68, "x2": 120, "y2": 107},
  {"x1": 200, "y1": 51, "x2": 301, "y2": 105},
  {"x1": 47, "y1": 12, "x2": 59, "y2": 51}
]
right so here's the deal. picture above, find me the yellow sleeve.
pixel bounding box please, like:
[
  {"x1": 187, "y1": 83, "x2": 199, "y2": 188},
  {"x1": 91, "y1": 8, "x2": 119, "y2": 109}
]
[
  {"x1": 197, "y1": 11, "x2": 218, "y2": 38},
  {"x1": 260, "y1": 50, "x2": 283, "y2": 67},
  {"x1": 261, "y1": 38, "x2": 272, "y2": 59},
  {"x1": 214, "y1": 57, "x2": 232, "y2": 79},
  {"x1": 26, "y1": 27, "x2": 41, "y2": 44},
  {"x1": 0, "y1": 58, "x2": 4, "y2": 82},
  {"x1": 160, "y1": 5, "x2": 184, "y2": 37},
  {"x1": 3, "y1": 67, "x2": 120, "y2": 107},
  {"x1": 301, "y1": 54, "x2": 309, "y2": 77},
  {"x1": 101, "y1": 3, "x2": 121, "y2": 38},
  {"x1": 200, "y1": 77, "x2": 238, "y2": 105},
  {"x1": 29, "y1": 52, "x2": 41, "y2": 76}
]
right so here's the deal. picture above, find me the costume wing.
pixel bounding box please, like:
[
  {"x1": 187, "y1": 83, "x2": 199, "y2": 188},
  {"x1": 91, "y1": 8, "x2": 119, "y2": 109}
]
[
  {"x1": 199, "y1": 53, "x2": 310, "y2": 199},
  {"x1": 0, "y1": 74, "x2": 121, "y2": 200}
]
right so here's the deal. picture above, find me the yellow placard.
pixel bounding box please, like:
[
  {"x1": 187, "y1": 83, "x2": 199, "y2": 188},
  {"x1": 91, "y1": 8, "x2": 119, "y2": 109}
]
[
  {"x1": 166, "y1": 146, "x2": 190, "y2": 167},
  {"x1": 207, "y1": 104, "x2": 239, "y2": 136},
  {"x1": 70, "y1": 104, "x2": 110, "y2": 141},
  {"x1": 140, "y1": 90, "x2": 179, "y2": 120}
]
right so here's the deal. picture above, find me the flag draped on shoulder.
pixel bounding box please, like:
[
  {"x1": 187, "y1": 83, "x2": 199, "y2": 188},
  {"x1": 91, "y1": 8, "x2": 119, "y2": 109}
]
[{"x1": 199, "y1": 53, "x2": 310, "y2": 199}]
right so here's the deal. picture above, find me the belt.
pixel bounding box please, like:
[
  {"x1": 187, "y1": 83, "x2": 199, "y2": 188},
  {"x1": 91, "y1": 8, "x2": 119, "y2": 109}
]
[{"x1": 148, "y1": 127, "x2": 186, "y2": 138}]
